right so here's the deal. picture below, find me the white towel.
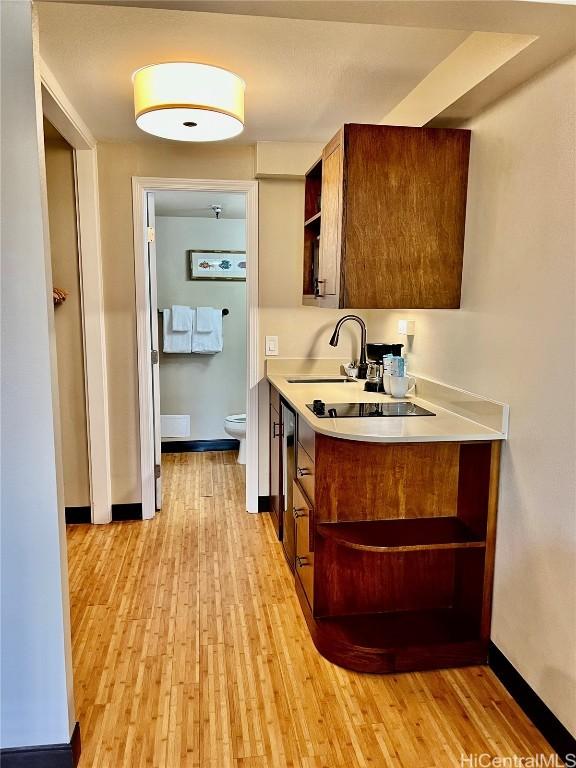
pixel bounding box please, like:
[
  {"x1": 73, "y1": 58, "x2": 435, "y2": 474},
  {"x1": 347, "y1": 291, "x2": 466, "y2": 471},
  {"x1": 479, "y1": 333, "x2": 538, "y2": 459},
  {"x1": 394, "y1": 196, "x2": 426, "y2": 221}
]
[
  {"x1": 171, "y1": 305, "x2": 193, "y2": 332},
  {"x1": 192, "y1": 308, "x2": 223, "y2": 354},
  {"x1": 195, "y1": 306, "x2": 213, "y2": 332},
  {"x1": 162, "y1": 309, "x2": 192, "y2": 353}
]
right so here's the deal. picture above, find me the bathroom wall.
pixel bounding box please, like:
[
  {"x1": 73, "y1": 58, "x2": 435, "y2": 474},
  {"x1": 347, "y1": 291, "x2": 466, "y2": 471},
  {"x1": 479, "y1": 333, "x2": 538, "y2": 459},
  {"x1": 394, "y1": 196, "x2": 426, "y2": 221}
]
[
  {"x1": 156, "y1": 215, "x2": 247, "y2": 441},
  {"x1": 377, "y1": 54, "x2": 576, "y2": 735},
  {"x1": 43, "y1": 120, "x2": 90, "y2": 507}
]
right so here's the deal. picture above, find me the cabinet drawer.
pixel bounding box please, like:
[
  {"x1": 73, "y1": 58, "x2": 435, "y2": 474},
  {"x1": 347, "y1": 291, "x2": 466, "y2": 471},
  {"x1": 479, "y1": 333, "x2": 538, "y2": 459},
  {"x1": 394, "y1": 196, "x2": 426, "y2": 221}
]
[
  {"x1": 293, "y1": 482, "x2": 314, "y2": 608},
  {"x1": 296, "y1": 442, "x2": 315, "y2": 505},
  {"x1": 298, "y1": 417, "x2": 315, "y2": 460}
]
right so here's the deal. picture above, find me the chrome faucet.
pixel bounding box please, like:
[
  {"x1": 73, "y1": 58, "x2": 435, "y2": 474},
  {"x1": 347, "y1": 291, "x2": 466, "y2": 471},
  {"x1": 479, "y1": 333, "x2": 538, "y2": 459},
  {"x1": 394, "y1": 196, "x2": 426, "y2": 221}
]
[{"x1": 329, "y1": 315, "x2": 368, "y2": 379}]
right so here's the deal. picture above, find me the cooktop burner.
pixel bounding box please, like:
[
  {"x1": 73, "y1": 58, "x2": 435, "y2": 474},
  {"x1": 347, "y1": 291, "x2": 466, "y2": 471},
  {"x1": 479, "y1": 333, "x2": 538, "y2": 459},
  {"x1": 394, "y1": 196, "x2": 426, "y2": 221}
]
[{"x1": 306, "y1": 401, "x2": 436, "y2": 418}]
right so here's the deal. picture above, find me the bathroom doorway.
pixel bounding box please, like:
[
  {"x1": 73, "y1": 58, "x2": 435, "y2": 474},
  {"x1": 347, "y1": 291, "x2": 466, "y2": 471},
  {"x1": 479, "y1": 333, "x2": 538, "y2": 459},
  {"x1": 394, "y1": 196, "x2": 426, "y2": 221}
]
[{"x1": 133, "y1": 178, "x2": 259, "y2": 517}]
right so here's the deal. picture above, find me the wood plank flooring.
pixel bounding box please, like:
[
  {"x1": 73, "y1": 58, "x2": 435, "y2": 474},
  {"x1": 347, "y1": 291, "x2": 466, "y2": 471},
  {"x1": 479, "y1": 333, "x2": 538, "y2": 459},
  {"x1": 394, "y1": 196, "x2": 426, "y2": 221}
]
[{"x1": 67, "y1": 451, "x2": 556, "y2": 767}]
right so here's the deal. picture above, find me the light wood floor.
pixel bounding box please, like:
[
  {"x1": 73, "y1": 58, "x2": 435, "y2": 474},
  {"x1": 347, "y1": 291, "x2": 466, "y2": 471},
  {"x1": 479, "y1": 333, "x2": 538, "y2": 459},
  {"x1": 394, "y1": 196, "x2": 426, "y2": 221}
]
[{"x1": 67, "y1": 451, "x2": 555, "y2": 768}]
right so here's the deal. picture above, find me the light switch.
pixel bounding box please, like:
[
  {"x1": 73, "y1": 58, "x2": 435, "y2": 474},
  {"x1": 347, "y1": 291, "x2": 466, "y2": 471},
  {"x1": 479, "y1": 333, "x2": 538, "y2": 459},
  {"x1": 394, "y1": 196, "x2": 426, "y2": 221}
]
[
  {"x1": 265, "y1": 335, "x2": 279, "y2": 356},
  {"x1": 397, "y1": 319, "x2": 416, "y2": 336}
]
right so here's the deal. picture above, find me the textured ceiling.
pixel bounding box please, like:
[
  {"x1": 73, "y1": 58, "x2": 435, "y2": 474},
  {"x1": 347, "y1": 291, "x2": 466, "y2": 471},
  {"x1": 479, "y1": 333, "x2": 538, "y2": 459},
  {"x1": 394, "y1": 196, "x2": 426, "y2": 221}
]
[{"x1": 37, "y1": 3, "x2": 469, "y2": 143}]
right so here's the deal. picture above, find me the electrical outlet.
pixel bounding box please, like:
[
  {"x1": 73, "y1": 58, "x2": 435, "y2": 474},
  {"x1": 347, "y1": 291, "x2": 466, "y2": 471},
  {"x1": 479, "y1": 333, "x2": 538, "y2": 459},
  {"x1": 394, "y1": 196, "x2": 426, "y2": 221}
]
[
  {"x1": 265, "y1": 335, "x2": 279, "y2": 356},
  {"x1": 397, "y1": 319, "x2": 416, "y2": 336}
]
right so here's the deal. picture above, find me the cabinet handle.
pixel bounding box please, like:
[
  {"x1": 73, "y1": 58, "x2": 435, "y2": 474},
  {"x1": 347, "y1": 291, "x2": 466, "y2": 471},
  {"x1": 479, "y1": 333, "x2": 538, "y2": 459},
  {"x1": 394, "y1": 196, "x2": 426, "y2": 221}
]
[
  {"x1": 296, "y1": 556, "x2": 309, "y2": 568},
  {"x1": 292, "y1": 507, "x2": 307, "y2": 519},
  {"x1": 297, "y1": 467, "x2": 311, "y2": 477},
  {"x1": 273, "y1": 422, "x2": 281, "y2": 438}
]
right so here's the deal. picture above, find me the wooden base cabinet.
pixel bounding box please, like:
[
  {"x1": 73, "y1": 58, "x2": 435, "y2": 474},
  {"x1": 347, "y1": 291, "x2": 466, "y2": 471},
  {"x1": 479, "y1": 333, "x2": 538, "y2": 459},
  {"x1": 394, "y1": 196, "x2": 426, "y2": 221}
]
[
  {"x1": 269, "y1": 385, "x2": 282, "y2": 540},
  {"x1": 276, "y1": 401, "x2": 502, "y2": 674},
  {"x1": 293, "y1": 482, "x2": 314, "y2": 609},
  {"x1": 303, "y1": 123, "x2": 471, "y2": 309}
]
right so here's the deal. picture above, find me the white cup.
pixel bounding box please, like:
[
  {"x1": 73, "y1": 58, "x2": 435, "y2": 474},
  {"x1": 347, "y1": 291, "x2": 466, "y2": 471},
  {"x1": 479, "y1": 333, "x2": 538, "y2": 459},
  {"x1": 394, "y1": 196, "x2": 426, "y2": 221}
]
[
  {"x1": 383, "y1": 373, "x2": 392, "y2": 394},
  {"x1": 389, "y1": 375, "x2": 416, "y2": 398}
]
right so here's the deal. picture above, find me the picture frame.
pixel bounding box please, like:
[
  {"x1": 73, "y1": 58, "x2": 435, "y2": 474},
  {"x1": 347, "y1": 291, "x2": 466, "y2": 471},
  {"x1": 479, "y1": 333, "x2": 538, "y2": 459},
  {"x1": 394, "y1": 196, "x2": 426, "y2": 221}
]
[{"x1": 188, "y1": 249, "x2": 246, "y2": 281}]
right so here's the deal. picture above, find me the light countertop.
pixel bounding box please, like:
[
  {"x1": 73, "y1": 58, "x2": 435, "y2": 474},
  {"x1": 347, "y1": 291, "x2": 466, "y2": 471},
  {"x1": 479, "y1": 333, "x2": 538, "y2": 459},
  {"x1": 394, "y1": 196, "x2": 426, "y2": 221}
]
[{"x1": 267, "y1": 372, "x2": 508, "y2": 444}]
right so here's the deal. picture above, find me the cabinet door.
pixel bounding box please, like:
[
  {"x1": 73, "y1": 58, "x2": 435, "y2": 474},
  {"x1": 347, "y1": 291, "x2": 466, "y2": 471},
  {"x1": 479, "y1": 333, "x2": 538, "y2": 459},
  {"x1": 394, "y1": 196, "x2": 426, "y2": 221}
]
[
  {"x1": 269, "y1": 396, "x2": 282, "y2": 540},
  {"x1": 293, "y1": 482, "x2": 314, "y2": 609},
  {"x1": 318, "y1": 134, "x2": 343, "y2": 299},
  {"x1": 281, "y1": 404, "x2": 296, "y2": 570}
]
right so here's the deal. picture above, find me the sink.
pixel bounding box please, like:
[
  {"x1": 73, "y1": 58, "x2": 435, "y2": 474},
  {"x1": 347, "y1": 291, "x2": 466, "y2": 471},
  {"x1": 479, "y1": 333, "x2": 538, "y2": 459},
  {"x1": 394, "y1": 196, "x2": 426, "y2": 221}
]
[{"x1": 286, "y1": 376, "x2": 356, "y2": 384}]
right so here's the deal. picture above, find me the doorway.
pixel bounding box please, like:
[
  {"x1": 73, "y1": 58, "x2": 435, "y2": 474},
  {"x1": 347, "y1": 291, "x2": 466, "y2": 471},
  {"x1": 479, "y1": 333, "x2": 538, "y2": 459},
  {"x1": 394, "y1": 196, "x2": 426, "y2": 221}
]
[
  {"x1": 132, "y1": 178, "x2": 259, "y2": 517},
  {"x1": 43, "y1": 118, "x2": 91, "y2": 521}
]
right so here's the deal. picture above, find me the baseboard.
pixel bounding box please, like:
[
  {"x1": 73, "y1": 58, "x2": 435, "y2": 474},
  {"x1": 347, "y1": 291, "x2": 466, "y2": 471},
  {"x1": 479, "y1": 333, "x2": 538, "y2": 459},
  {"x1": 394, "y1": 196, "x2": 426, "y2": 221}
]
[
  {"x1": 0, "y1": 722, "x2": 81, "y2": 768},
  {"x1": 489, "y1": 642, "x2": 576, "y2": 762},
  {"x1": 111, "y1": 503, "x2": 143, "y2": 521},
  {"x1": 161, "y1": 439, "x2": 239, "y2": 453},
  {"x1": 258, "y1": 495, "x2": 270, "y2": 512},
  {"x1": 65, "y1": 506, "x2": 91, "y2": 524}
]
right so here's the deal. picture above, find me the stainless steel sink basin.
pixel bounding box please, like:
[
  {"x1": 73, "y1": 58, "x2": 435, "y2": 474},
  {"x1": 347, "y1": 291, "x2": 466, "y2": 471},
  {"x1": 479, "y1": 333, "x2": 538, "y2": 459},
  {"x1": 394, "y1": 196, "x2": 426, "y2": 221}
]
[{"x1": 286, "y1": 376, "x2": 356, "y2": 384}]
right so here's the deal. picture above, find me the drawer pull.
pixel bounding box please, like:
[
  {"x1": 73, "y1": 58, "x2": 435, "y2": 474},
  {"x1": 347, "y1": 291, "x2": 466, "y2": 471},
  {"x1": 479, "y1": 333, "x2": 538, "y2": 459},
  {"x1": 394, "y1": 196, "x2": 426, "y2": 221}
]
[
  {"x1": 297, "y1": 467, "x2": 311, "y2": 477},
  {"x1": 296, "y1": 556, "x2": 309, "y2": 568},
  {"x1": 292, "y1": 507, "x2": 307, "y2": 519}
]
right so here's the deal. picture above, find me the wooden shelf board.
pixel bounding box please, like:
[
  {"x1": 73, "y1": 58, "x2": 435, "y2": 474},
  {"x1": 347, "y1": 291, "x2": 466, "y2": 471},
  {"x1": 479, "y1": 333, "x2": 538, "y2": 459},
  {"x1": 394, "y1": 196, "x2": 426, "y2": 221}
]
[
  {"x1": 316, "y1": 607, "x2": 481, "y2": 652},
  {"x1": 316, "y1": 516, "x2": 485, "y2": 553},
  {"x1": 304, "y1": 211, "x2": 322, "y2": 227}
]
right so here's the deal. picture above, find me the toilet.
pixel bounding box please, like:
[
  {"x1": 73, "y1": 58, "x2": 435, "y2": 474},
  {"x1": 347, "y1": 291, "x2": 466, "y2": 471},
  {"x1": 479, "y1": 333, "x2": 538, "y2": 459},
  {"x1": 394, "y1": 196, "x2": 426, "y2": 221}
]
[{"x1": 224, "y1": 413, "x2": 247, "y2": 464}]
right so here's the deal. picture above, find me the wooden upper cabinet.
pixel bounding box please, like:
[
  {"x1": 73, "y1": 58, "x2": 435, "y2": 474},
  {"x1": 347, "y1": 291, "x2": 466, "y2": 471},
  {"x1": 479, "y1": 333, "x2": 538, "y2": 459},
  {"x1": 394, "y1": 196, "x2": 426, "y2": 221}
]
[
  {"x1": 317, "y1": 131, "x2": 343, "y2": 298},
  {"x1": 302, "y1": 124, "x2": 471, "y2": 309}
]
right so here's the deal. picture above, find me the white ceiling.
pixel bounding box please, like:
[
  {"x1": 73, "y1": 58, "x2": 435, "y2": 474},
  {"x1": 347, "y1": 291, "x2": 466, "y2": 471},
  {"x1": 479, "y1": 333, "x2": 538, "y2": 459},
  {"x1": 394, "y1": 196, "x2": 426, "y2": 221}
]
[
  {"x1": 37, "y1": 1, "x2": 575, "y2": 144},
  {"x1": 37, "y1": 3, "x2": 469, "y2": 143},
  {"x1": 154, "y1": 190, "x2": 246, "y2": 219}
]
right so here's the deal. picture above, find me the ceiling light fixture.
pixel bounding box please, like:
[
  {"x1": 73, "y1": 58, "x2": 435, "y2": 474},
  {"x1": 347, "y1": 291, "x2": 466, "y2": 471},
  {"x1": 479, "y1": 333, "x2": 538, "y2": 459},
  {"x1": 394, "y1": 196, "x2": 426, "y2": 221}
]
[{"x1": 132, "y1": 62, "x2": 245, "y2": 142}]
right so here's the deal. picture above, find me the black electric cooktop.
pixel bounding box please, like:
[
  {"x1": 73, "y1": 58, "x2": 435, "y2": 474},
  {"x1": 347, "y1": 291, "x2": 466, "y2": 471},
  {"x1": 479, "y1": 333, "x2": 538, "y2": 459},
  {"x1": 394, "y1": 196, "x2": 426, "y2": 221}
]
[{"x1": 306, "y1": 401, "x2": 436, "y2": 418}]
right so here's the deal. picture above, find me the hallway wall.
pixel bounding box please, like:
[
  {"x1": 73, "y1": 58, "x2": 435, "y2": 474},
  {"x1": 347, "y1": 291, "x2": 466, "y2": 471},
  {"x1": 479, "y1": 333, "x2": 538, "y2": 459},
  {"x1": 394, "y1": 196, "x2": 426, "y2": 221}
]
[
  {"x1": 97, "y1": 142, "x2": 253, "y2": 502},
  {"x1": 156, "y1": 215, "x2": 247, "y2": 441},
  {"x1": 97, "y1": 142, "x2": 363, "y2": 503},
  {"x1": 1, "y1": 0, "x2": 75, "y2": 748},
  {"x1": 44, "y1": 120, "x2": 90, "y2": 507},
  {"x1": 373, "y1": 54, "x2": 576, "y2": 735}
]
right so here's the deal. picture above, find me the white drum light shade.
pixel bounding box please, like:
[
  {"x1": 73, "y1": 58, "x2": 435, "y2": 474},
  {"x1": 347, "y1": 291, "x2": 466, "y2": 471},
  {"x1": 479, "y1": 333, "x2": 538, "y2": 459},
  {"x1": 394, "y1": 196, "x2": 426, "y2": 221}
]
[{"x1": 133, "y1": 62, "x2": 245, "y2": 142}]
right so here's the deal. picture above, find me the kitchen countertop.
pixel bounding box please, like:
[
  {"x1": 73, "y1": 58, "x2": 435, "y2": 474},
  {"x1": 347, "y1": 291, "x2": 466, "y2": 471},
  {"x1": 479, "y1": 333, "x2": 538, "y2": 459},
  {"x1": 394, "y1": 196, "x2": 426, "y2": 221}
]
[{"x1": 267, "y1": 372, "x2": 508, "y2": 444}]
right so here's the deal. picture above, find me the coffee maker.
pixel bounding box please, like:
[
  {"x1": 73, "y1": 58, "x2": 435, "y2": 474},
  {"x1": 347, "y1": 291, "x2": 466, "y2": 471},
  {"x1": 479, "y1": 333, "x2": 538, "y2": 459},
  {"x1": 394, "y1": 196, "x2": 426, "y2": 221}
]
[{"x1": 364, "y1": 343, "x2": 404, "y2": 392}]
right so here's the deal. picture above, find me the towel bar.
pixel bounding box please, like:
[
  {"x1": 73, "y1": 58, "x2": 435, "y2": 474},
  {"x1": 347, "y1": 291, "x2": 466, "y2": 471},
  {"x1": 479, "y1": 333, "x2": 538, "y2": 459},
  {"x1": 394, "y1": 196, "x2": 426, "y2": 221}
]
[{"x1": 158, "y1": 308, "x2": 229, "y2": 316}]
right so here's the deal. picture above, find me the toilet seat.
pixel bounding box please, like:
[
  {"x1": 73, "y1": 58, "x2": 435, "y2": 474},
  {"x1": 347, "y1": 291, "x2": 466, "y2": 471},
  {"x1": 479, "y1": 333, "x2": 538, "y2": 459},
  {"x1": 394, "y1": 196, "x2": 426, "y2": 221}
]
[{"x1": 225, "y1": 413, "x2": 246, "y2": 423}]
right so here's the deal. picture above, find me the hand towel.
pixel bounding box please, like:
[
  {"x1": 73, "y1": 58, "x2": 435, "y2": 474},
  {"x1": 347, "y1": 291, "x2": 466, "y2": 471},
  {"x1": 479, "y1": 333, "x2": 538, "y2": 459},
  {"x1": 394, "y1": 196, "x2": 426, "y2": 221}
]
[
  {"x1": 171, "y1": 305, "x2": 193, "y2": 332},
  {"x1": 192, "y1": 308, "x2": 223, "y2": 354},
  {"x1": 162, "y1": 309, "x2": 192, "y2": 353},
  {"x1": 195, "y1": 306, "x2": 213, "y2": 333}
]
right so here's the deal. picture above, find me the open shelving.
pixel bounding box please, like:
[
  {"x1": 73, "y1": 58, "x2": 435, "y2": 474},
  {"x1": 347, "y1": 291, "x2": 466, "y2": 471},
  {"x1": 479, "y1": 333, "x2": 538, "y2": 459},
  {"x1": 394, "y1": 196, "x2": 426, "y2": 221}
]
[{"x1": 316, "y1": 516, "x2": 486, "y2": 553}]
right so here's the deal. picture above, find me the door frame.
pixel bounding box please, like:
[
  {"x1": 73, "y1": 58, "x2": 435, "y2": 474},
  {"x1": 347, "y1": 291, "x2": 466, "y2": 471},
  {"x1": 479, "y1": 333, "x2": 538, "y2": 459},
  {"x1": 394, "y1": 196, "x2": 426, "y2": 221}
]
[
  {"x1": 132, "y1": 177, "x2": 259, "y2": 519},
  {"x1": 40, "y1": 57, "x2": 112, "y2": 525}
]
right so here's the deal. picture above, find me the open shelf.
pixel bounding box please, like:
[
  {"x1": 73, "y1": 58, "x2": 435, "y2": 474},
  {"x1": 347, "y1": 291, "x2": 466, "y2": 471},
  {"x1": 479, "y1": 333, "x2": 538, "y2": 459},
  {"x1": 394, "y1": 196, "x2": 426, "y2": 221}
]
[
  {"x1": 317, "y1": 607, "x2": 481, "y2": 650},
  {"x1": 316, "y1": 516, "x2": 485, "y2": 553},
  {"x1": 304, "y1": 211, "x2": 321, "y2": 227},
  {"x1": 295, "y1": 570, "x2": 487, "y2": 673}
]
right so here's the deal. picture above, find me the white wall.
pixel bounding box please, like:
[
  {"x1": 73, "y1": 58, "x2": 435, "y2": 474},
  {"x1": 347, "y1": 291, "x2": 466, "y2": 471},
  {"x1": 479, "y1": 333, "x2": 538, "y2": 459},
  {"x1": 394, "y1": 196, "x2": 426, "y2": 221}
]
[
  {"x1": 0, "y1": 0, "x2": 75, "y2": 748},
  {"x1": 378, "y1": 55, "x2": 576, "y2": 734},
  {"x1": 156, "y1": 216, "x2": 247, "y2": 441}
]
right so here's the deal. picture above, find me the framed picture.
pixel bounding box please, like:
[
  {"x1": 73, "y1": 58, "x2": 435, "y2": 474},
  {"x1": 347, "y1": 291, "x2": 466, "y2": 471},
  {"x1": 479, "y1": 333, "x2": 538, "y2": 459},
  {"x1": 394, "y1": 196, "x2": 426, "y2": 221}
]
[{"x1": 188, "y1": 250, "x2": 246, "y2": 281}]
